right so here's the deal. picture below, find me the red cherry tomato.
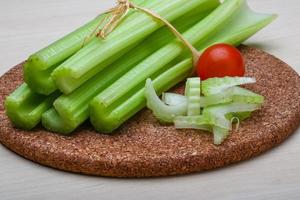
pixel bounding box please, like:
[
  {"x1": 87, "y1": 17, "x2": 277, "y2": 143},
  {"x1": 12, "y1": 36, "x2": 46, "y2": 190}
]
[{"x1": 196, "y1": 43, "x2": 245, "y2": 80}]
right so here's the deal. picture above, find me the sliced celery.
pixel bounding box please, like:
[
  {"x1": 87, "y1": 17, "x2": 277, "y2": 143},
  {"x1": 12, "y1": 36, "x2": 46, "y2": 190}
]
[
  {"x1": 202, "y1": 103, "x2": 261, "y2": 130},
  {"x1": 185, "y1": 78, "x2": 201, "y2": 116},
  {"x1": 90, "y1": 59, "x2": 191, "y2": 133},
  {"x1": 52, "y1": 0, "x2": 219, "y2": 94},
  {"x1": 230, "y1": 87, "x2": 264, "y2": 104},
  {"x1": 155, "y1": 86, "x2": 264, "y2": 108},
  {"x1": 42, "y1": 108, "x2": 75, "y2": 134},
  {"x1": 174, "y1": 116, "x2": 212, "y2": 131},
  {"x1": 162, "y1": 93, "x2": 187, "y2": 106},
  {"x1": 200, "y1": 86, "x2": 264, "y2": 107},
  {"x1": 174, "y1": 115, "x2": 232, "y2": 145},
  {"x1": 5, "y1": 84, "x2": 60, "y2": 130},
  {"x1": 202, "y1": 77, "x2": 256, "y2": 96},
  {"x1": 213, "y1": 126, "x2": 230, "y2": 145},
  {"x1": 52, "y1": 8, "x2": 214, "y2": 130},
  {"x1": 145, "y1": 79, "x2": 187, "y2": 123},
  {"x1": 24, "y1": 0, "x2": 145, "y2": 95}
]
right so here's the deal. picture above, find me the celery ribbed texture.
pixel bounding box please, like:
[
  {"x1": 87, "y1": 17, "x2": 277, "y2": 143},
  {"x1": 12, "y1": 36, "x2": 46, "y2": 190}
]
[{"x1": 52, "y1": 0, "x2": 217, "y2": 94}]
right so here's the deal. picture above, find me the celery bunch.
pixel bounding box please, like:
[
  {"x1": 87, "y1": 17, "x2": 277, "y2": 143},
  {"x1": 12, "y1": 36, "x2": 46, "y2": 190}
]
[{"x1": 4, "y1": 0, "x2": 275, "y2": 135}]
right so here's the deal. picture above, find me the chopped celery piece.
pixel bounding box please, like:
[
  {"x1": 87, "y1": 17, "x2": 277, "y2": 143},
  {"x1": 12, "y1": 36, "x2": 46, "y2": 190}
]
[
  {"x1": 157, "y1": 85, "x2": 264, "y2": 109},
  {"x1": 42, "y1": 108, "x2": 75, "y2": 134},
  {"x1": 5, "y1": 84, "x2": 60, "y2": 130},
  {"x1": 23, "y1": 0, "x2": 145, "y2": 95},
  {"x1": 174, "y1": 116, "x2": 212, "y2": 131},
  {"x1": 52, "y1": 8, "x2": 214, "y2": 131},
  {"x1": 200, "y1": 86, "x2": 264, "y2": 107},
  {"x1": 230, "y1": 87, "x2": 264, "y2": 104},
  {"x1": 90, "y1": 59, "x2": 191, "y2": 133},
  {"x1": 202, "y1": 77, "x2": 256, "y2": 96},
  {"x1": 203, "y1": 103, "x2": 261, "y2": 130},
  {"x1": 145, "y1": 79, "x2": 187, "y2": 123},
  {"x1": 96, "y1": 0, "x2": 240, "y2": 106},
  {"x1": 52, "y1": 0, "x2": 220, "y2": 94},
  {"x1": 213, "y1": 126, "x2": 230, "y2": 145},
  {"x1": 162, "y1": 93, "x2": 187, "y2": 106},
  {"x1": 185, "y1": 78, "x2": 201, "y2": 116},
  {"x1": 174, "y1": 116, "x2": 231, "y2": 144}
]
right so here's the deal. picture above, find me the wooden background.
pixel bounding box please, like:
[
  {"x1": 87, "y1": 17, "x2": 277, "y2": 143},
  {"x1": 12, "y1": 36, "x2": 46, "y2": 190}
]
[{"x1": 0, "y1": 0, "x2": 299, "y2": 199}]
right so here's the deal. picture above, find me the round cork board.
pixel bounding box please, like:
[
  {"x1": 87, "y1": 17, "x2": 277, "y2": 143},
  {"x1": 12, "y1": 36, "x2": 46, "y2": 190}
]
[{"x1": 0, "y1": 46, "x2": 299, "y2": 177}]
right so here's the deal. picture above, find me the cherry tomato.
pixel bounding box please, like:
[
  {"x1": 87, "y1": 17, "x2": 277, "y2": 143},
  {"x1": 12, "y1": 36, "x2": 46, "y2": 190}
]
[{"x1": 196, "y1": 43, "x2": 245, "y2": 80}]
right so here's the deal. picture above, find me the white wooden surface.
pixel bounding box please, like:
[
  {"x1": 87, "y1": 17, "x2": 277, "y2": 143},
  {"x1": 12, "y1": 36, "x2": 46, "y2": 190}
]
[{"x1": 0, "y1": 0, "x2": 299, "y2": 199}]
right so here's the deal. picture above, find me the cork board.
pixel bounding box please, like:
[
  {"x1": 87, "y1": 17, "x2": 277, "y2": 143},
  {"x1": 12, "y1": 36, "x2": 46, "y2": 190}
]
[{"x1": 0, "y1": 46, "x2": 299, "y2": 177}]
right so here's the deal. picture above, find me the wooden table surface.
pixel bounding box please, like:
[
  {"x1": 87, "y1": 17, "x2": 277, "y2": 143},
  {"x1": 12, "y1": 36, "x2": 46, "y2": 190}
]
[{"x1": 0, "y1": 0, "x2": 299, "y2": 199}]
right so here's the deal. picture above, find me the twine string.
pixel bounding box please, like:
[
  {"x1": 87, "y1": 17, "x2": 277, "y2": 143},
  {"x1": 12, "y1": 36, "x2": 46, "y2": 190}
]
[{"x1": 85, "y1": 0, "x2": 200, "y2": 69}]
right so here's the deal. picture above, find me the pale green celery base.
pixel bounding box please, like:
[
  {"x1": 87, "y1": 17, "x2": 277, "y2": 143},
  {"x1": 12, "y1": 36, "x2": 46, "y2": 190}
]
[
  {"x1": 90, "y1": 0, "x2": 275, "y2": 133},
  {"x1": 51, "y1": 6, "x2": 217, "y2": 131},
  {"x1": 5, "y1": 84, "x2": 60, "y2": 130},
  {"x1": 52, "y1": 0, "x2": 218, "y2": 94},
  {"x1": 197, "y1": 0, "x2": 277, "y2": 50},
  {"x1": 42, "y1": 108, "x2": 76, "y2": 134},
  {"x1": 24, "y1": 61, "x2": 59, "y2": 95}
]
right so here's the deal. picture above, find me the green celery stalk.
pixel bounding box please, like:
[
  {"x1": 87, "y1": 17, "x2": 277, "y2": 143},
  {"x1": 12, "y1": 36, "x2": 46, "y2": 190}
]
[
  {"x1": 52, "y1": 5, "x2": 218, "y2": 132},
  {"x1": 52, "y1": 0, "x2": 219, "y2": 94},
  {"x1": 5, "y1": 84, "x2": 60, "y2": 130},
  {"x1": 24, "y1": 0, "x2": 146, "y2": 95},
  {"x1": 90, "y1": 0, "x2": 276, "y2": 133},
  {"x1": 90, "y1": 59, "x2": 192, "y2": 133},
  {"x1": 42, "y1": 108, "x2": 75, "y2": 134}
]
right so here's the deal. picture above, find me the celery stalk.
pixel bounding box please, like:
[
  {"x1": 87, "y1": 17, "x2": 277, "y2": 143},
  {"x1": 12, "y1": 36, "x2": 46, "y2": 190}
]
[
  {"x1": 52, "y1": 0, "x2": 219, "y2": 94},
  {"x1": 24, "y1": 0, "x2": 146, "y2": 95},
  {"x1": 5, "y1": 84, "x2": 60, "y2": 130},
  {"x1": 42, "y1": 108, "x2": 75, "y2": 134},
  {"x1": 52, "y1": 6, "x2": 216, "y2": 131},
  {"x1": 90, "y1": 0, "x2": 275, "y2": 133},
  {"x1": 90, "y1": 59, "x2": 191, "y2": 133}
]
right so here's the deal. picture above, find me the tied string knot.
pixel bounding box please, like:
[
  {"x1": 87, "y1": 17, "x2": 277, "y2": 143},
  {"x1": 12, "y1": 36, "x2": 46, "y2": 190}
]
[
  {"x1": 85, "y1": 0, "x2": 200, "y2": 72},
  {"x1": 98, "y1": 0, "x2": 133, "y2": 38}
]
